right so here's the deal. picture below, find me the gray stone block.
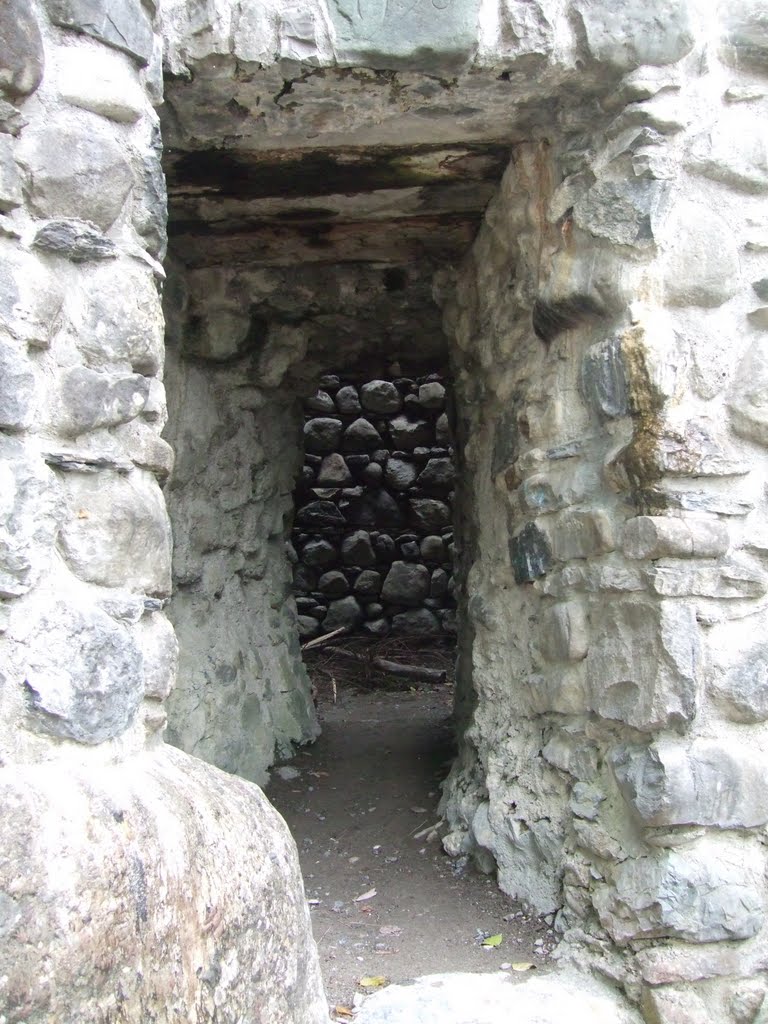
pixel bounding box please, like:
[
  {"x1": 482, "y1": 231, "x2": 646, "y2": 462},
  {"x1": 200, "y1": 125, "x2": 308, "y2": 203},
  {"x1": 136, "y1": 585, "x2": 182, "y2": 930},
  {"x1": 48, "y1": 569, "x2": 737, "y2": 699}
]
[
  {"x1": 18, "y1": 115, "x2": 134, "y2": 232},
  {"x1": 593, "y1": 839, "x2": 765, "y2": 943},
  {"x1": 585, "y1": 600, "x2": 698, "y2": 731},
  {"x1": 317, "y1": 453, "x2": 352, "y2": 486},
  {"x1": 573, "y1": 0, "x2": 693, "y2": 71},
  {"x1": 417, "y1": 382, "x2": 445, "y2": 410},
  {"x1": 343, "y1": 417, "x2": 382, "y2": 451},
  {"x1": 341, "y1": 529, "x2": 376, "y2": 567},
  {"x1": 0, "y1": 338, "x2": 35, "y2": 431},
  {"x1": 354, "y1": 569, "x2": 383, "y2": 598},
  {"x1": 385, "y1": 457, "x2": 417, "y2": 491},
  {"x1": 317, "y1": 570, "x2": 349, "y2": 597},
  {"x1": 32, "y1": 219, "x2": 119, "y2": 261},
  {"x1": 19, "y1": 598, "x2": 144, "y2": 743},
  {"x1": 328, "y1": 0, "x2": 480, "y2": 72},
  {"x1": 574, "y1": 180, "x2": 668, "y2": 248},
  {"x1": 0, "y1": 438, "x2": 61, "y2": 598},
  {"x1": 296, "y1": 500, "x2": 345, "y2": 528},
  {"x1": 409, "y1": 498, "x2": 451, "y2": 531},
  {"x1": 417, "y1": 457, "x2": 454, "y2": 489},
  {"x1": 46, "y1": 0, "x2": 153, "y2": 65},
  {"x1": 623, "y1": 516, "x2": 730, "y2": 560},
  {"x1": 56, "y1": 367, "x2": 149, "y2": 436},
  {"x1": 0, "y1": 0, "x2": 44, "y2": 97},
  {"x1": 131, "y1": 124, "x2": 167, "y2": 260},
  {"x1": 540, "y1": 602, "x2": 589, "y2": 662},
  {"x1": 322, "y1": 595, "x2": 363, "y2": 631},
  {"x1": 720, "y1": 0, "x2": 768, "y2": 71},
  {"x1": 687, "y1": 113, "x2": 768, "y2": 193},
  {"x1": 360, "y1": 380, "x2": 403, "y2": 414},
  {"x1": 306, "y1": 389, "x2": 336, "y2": 413},
  {"x1": 302, "y1": 539, "x2": 337, "y2": 568},
  {"x1": 57, "y1": 469, "x2": 171, "y2": 595},
  {"x1": 711, "y1": 642, "x2": 768, "y2": 723},
  {"x1": 661, "y1": 201, "x2": 740, "y2": 308},
  {"x1": 611, "y1": 738, "x2": 768, "y2": 828},
  {"x1": 139, "y1": 612, "x2": 179, "y2": 701},
  {"x1": 57, "y1": 44, "x2": 146, "y2": 123},
  {"x1": 549, "y1": 510, "x2": 614, "y2": 561},
  {"x1": 0, "y1": 136, "x2": 21, "y2": 212},
  {"x1": 304, "y1": 417, "x2": 343, "y2": 453},
  {"x1": 581, "y1": 336, "x2": 628, "y2": 419},
  {"x1": 75, "y1": 260, "x2": 164, "y2": 375},
  {"x1": 335, "y1": 384, "x2": 361, "y2": 414},
  {"x1": 382, "y1": 561, "x2": 430, "y2": 606}
]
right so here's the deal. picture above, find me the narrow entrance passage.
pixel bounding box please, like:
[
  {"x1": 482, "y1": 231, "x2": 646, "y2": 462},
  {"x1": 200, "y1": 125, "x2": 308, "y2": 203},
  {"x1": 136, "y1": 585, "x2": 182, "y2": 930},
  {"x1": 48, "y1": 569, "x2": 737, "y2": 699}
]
[{"x1": 267, "y1": 679, "x2": 557, "y2": 1012}]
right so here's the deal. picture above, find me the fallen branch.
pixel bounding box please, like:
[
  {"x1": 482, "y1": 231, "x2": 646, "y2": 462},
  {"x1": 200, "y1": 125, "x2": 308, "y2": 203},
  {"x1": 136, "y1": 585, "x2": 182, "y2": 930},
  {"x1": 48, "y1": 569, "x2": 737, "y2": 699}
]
[
  {"x1": 301, "y1": 626, "x2": 348, "y2": 651},
  {"x1": 322, "y1": 646, "x2": 447, "y2": 684}
]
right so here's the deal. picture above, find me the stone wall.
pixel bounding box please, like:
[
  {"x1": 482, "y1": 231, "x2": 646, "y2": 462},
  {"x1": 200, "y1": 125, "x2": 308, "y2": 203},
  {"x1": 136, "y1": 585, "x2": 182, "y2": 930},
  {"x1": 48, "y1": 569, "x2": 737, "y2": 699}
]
[
  {"x1": 439, "y1": 27, "x2": 768, "y2": 1019},
  {"x1": 162, "y1": 268, "x2": 319, "y2": 783},
  {"x1": 4, "y1": 0, "x2": 768, "y2": 1021},
  {"x1": 294, "y1": 372, "x2": 457, "y2": 641},
  {"x1": 0, "y1": 3, "x2": 326, "y2": 1020}
]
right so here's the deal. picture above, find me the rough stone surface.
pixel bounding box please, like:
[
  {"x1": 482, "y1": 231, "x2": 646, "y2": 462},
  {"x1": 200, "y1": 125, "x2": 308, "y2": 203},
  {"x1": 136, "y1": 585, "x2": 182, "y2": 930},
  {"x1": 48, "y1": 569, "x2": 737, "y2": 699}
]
[
  {"x1": 355, "y1": 970, "x2": 642, "y2": 1024},
  {"x1": 32, "y1": 219, "x2": 119, "y2": 261},
  {"x1": 0, "y1": 748, "x2": 328, "y2": 1021},
  {"x1": 361, "y1": 380, "x2": 402, "y2": 413},
  {"x1": 593, "y1": 839, "x2": 765, "y2": 943},
  {"x1": 0, "y1": 338, "x2": 36, "y2": 430},
  {"x1": 56, "y1": 469, "x2": 172, "y2": 595},
  {"x1": 573, "y1": 0, "x2": 693, "y2": 71},
  {"x1": 381, "y1": 561, "x2": 430, "y2": 606},
  {"x1": 47, "y1": 0, "x2": 154, "y2": 65},
  {"x1": 0, "y1": 0, "x2": 44, "y2": 97},
  {"x1": 0, "y1": 439, "x2": 61, "y2": 598},
  {"x1": 611, "y1": 738, "x2": 768, "y2": 828},
  {"x1": 18, "y1": 114, "x2": 134, "y2": 231},
  {"x1": 15, "y1": 596, "x2": 144, "y2": 744}
]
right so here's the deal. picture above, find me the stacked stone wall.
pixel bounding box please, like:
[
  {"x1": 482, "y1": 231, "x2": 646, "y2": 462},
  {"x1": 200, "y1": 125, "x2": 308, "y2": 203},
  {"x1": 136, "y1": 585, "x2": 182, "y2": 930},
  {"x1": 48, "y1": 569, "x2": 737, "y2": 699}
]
[
  {"x1": 293, "y1": 373, "x2": 457, "y2": 642},
  {"x1": 0, "y1": 3, "x2": 327, "y2": 1020},
  {"x1": 439, "y1": 17, "x2": 768, "y2": 1018}
]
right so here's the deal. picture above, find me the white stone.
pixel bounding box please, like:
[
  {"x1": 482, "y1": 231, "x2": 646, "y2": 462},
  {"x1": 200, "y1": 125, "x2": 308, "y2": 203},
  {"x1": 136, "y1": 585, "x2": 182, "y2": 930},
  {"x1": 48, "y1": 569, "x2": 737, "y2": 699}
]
[
  {"x1": 355, "y1": 969, "x2": 642, "y2": 1024},
  {"x1": 540, "y1": 601, "x2": 588, "y2": 662},
  {"x1": 660, "y1": 201, "x2": 741, "y2": 308},
  {"x1": 622, "y1": 516, "x2": 729, "y2": 560},
  {"x1": 56, "y1": 468, "x2": 172, "y2": 595},
  {"x1": 56, "y1": 45, "x2": 146, "y2": 123}
]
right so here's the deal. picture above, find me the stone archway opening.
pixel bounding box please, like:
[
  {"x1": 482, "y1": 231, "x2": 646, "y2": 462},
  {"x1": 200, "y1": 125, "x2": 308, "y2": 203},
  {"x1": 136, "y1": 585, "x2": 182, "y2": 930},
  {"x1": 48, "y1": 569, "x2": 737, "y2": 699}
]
[{"x1": 157, "y1": 66, "x2": 511, "y2": 790}]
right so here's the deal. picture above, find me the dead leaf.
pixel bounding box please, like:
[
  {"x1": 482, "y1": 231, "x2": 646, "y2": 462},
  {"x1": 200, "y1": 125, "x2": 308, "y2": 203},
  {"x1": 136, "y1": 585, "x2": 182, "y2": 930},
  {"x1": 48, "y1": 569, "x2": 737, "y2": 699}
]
[
  {"x1": 353, "y1": 888, "x2": 377, "y2": 902},
  {"x1": 482, "y1": 934, "x2": 503, "y2": 947},
  {"x1": 359, "y1": 976, "x2": 388, "y2": 989},
  {"x1": 333, "y1": 1005, "x2": 354, "y2": 1018},
  {"x1": 77, "y1": 508, "x2": 89, "y2": 519},
  {"x1": 511, "y1": 962, "x2": 536, "y2": 972}
]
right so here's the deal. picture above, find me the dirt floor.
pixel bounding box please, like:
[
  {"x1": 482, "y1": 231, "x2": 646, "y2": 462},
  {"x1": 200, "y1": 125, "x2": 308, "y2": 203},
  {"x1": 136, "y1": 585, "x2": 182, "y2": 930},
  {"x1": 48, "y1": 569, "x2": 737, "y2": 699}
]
[{"x1": 266, "y1": 642, "x2": 558, "y2": 1018}]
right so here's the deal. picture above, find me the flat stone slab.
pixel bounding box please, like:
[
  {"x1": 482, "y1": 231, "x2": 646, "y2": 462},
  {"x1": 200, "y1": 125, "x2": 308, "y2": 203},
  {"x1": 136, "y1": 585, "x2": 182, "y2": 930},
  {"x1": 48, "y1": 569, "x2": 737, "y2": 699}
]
[{"x1": 354, "y1": 970, "x2": 642, "y2": 1024}]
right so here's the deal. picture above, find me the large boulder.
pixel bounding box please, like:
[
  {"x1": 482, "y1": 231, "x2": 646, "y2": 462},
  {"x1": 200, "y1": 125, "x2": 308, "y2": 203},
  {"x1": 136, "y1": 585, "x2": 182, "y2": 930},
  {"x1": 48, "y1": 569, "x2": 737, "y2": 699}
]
[{"x1": 0, "y1": 746, "x2": 328, "y2": 1022}]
